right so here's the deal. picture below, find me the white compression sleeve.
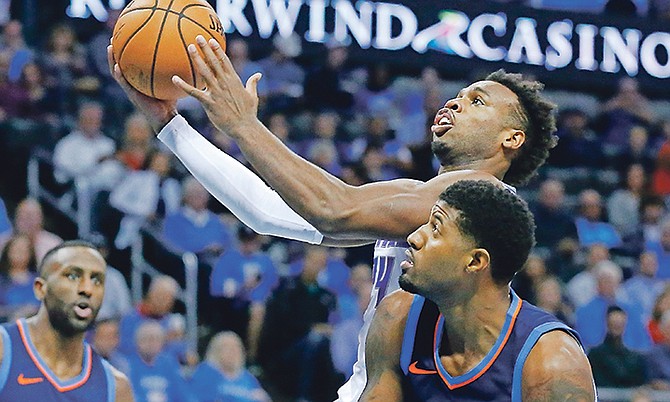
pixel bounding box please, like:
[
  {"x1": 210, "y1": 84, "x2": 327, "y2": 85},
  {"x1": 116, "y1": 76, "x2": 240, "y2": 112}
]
[{"x1": 157, "y1": 115, "x2": 324, "y2": 244}]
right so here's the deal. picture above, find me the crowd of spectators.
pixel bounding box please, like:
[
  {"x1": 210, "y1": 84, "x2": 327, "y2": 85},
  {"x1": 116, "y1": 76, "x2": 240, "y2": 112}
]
[{"x1": 0, "y1": 2, "x2": 670, "y2": 400}]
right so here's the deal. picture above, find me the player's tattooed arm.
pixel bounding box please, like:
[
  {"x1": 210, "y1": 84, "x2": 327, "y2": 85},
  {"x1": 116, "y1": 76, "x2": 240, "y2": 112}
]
[
  {"x1": 360, "y1": 291, "x2": 414, "y2": 402},
  {"x1": 522, "y1": 331, "x2": 596, "y2": 402}
]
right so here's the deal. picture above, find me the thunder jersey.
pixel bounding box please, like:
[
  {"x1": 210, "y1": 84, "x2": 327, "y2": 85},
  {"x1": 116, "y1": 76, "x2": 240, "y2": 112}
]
[
  {"x1": 0, "y1": 319, "x2": 116, "y2": 402},
  {"x1": 400, "y1": 290, "x2": 581, "y2": 401},
  {"x1": 336, "y1": 177, "x2": 517, "y2": 401}
]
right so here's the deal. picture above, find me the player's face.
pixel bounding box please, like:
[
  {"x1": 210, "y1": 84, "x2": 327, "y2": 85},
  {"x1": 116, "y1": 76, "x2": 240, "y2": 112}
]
[
  {"x1": 37, "y1": 247, "x2": 106, "y2": 337},
  {"x1": 399, "y1": 201, "x2": 474, "y2": 299},
  {"x1": 431, "y1": 80, "x2": 524, "y2": 167}
]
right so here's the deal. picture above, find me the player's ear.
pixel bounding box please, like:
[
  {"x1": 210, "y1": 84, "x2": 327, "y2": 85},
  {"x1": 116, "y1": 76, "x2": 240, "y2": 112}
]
[
  {"x1": 465, "y1": 249, "x2": 490, "y2": 274},
  {"x1": 503, "y1": 129, "x2": 525, "y2": 151},
  {"x1": 34, "y1": 277, "x2": 47, "y2": 301}
]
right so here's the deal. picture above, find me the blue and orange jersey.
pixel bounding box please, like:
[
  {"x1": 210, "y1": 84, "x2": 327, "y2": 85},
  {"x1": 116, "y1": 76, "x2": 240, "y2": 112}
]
[
  {"x1": 0, "y1": 319, "x2": 116, "y2": 402},
  {"x1": 400, "y1": 290, "x2": 582, "y2": 402}
]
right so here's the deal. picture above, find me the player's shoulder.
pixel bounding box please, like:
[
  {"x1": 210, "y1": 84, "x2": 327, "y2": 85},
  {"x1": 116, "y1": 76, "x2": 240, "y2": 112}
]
[
  {"x1": 522, "y1": 330, "x2": 595, "y2": 400},
  {"x1": 375, "y1": 290, "x2": 416, "y2": 328},
  {"x1": 110, "y1": 365, "x2": 135, "y2": 402}
]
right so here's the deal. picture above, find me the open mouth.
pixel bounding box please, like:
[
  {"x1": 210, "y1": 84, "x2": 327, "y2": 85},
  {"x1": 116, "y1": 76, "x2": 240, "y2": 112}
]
[
  {"x1": 400, "y1": 249, "x2": 414, "y2": 272},
  {"x1": 74, "y1": 302, "x2": 93, "y2": 319},
  {"x1": 431, "y1": 110, "x2": 454, "y2": 136}
]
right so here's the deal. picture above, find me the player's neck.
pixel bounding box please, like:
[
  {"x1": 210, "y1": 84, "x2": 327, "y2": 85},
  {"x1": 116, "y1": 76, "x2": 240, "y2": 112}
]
[
  {"x1": 25, "y1": 313, "x2": 86, "y2": 377},
  {"x1": 437, "y1": 157, "x2": 508, "y2": 180},
  {"x1": 436, "y1": 285, "x2": 511, "y2": 357}
]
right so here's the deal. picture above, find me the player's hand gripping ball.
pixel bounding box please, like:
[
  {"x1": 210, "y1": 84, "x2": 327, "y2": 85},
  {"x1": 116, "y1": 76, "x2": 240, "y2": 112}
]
[{"x1": 112, "y1": 0, "x2": 226, "y2": 100}]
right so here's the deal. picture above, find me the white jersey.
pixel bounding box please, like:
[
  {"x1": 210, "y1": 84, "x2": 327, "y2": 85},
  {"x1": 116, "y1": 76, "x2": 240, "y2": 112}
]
[
  {"x1": 336, "y1": 239, "x2": 408, "y2": 401},
  {"x1": 336, "y1": 181, "x2": 516, "y2": 401}
]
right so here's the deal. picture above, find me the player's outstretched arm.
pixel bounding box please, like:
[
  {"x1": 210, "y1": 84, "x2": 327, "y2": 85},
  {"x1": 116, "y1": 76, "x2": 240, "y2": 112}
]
[
  {"x1": 360, "y1": 290, "x2": 413, "y2": 401},
  {"x1": 113, "y1": 367, "x2": 135, "y2": 402},
  {"x1": 521, "y1": 331, "x2": 596, "y2": 402},
  {"x1": 171, "y1": 36, "x2": 500, "y2": 240}
]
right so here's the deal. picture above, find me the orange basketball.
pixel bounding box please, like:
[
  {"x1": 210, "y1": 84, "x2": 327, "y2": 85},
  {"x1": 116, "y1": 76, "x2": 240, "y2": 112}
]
[{"x1": 111, "y1": 0, "x2": 226, "y2": 100}]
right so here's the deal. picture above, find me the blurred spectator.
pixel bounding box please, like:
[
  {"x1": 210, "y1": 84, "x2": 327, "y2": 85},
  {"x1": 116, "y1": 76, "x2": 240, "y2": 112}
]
[
  {"x1": 0, "y1": 234, "x2": 38, "y2": 322},
  {"x1": 86, "y1": 232, "x2": 132, "y2": 322},
  {"x1": 547, "y1": 237, "x2": 582, "y2": 283},
  {"x1": 0, "y1": 51, "x2": 30, "y2": 120},
  {"x1": 0, "y1": 198, "x2": 62, "y2": 263},
  {"x1": 607, "y1": 163, "x2": 648, "y2": 238},
  {"x1": 227, "y1": 38, "x2": 267, "y2": 99},
  {"x1": 264, "y1": 112, "x2": 299, "y2": 153},
  {"x1": 588, "y1": 306, "x2": 647, "y2": 387},
  {"x1": 599, "y1": 77, "x2": 654, "y2": 153},
  {"x1": 334, "y1": 263, "x2": 372, "y2": 322},
  {"x1": 118, "y1": 275, "x2": 179, "y2": 356},
  {"x1": 39, "y1": 23, "x2": 96, "y2": 116},
  {"x1": 162, "y1": 177, "x2": 233, "y2": 259},
  {"x1": 566, "y1": 243, "x2": 610, "y2": 307},
  {"x1": 345, "y1": 115, "x2": 413, "y2": 178},
  {"x1": 639, "y1": 196, "x2": 668, "y2": 245},
  {"x1": 303, "y1": 42, "x2": 354, "y2": 112},
  {"x1": 258, "y1": 246, "x2": 339, "y2": 401},
  {"x1": 548, "y1": 108, "x2": 603, "y2": 167},
  {"x1": 511, "y1": 254, "x2": 550, "y2": 305},
  {"x1": 620, "y1": 251, "x2": 665, "y2": 321},
  {"x1": 354, "y1": 64, "x2": 396, "y2": 123},
  {"x1": 615, "y1": 125, "x2": 656, "y2": 174},
  {"x1": 535, "y1": 276, "x2": 573, "y2": 325},
  {"x1": 91, "y1": 318, "x2": 128, "y2": 372},
  {"x1": 257, "y1": 33, "x2": 304, "y2": 113},
  {"x1": 110, "y1": 150, "x2": 181, "y2": 249},
  {"x1": 575, "y1": 261, "x2": 652, "y2": 351},
  {"x1": 331, "y1": 280, "x2": 372, "y2": 380},
  {"x1": 288, "y1": 245, "x2": 351, "y2": 298},
  {"x1": 190, "y1": 331, "x2": 270, "y2": 402},
  {"x1": 18, "y1": 61, "x2": 58, "y2": 125},
  {"x1": 0, "y1": 20, "x2": 33, "y2": 83},
  {"x1": 649, "y1": 286, "x2": 670, "y2": 344},
  {"x1": 530, "y1": 179, "x2": 577, "y2": 251},
  {"x1": 303, "y1": 111, "x2": 344, "y2": 174},
  {"x1": 209, "y1": 226, "x2": 278, "y2": 362},
  {"x1": 115, "y1": 113, "x2": 156, "y2": 170},
  {"x1": 86, "y1": 8, "x2": 132, "y2": 131},
  {"x1": 644, "y1": 220, "x2": 670, "y2": 278},
  {"x1": 125, "y1": 320, "x2": 195, "y2": 402},
  {"x1": 646, "y1": 311, "x2": 670, "y2": 390},
  {"x1": 574, "y1": 189, "x2": 623, "y2": 249},
  {"x1": 163, "y1": 313, "x2": 198, "y2": 367},
  {"x1": 53, "y1": 101, "x2": 119, "y2": 190},
  {"x1": 653, "y1": 126, "x2": 670, "y2": 197}
]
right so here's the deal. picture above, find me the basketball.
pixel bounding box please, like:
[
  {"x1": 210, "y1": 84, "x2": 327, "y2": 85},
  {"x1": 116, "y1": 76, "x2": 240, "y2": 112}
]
[{"x1": 111, "y1": 0, "x2": 226, "y2": 100}]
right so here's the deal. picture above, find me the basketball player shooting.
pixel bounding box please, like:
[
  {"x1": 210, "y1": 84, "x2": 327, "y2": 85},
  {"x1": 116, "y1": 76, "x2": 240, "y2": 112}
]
[{"x1": 108, "y1": 35, "x2": 572, "y2": 400}]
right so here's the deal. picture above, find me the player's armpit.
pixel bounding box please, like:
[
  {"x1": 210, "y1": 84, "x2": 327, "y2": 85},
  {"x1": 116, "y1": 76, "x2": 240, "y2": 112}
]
[
  {"x1": 521, "y1": 331, "x2": 596, "y2": 402},
  {"x1": 113, "y1": 368, "x2": 135, "y2": 402},
  {"x1": 360, "y1": 290, "x2": 414, "y2": 402}
]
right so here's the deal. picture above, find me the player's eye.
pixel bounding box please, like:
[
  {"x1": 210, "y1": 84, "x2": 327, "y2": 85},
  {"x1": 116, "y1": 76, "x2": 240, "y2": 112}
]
[
  {"x1": 472, "y1": 97, "x2": 484, "y2": 105},
  {"x1": 92, "y1": 276, "x2": 103, "y2": 286},
  {"x1": 67, "y1": 272, "x2": 79, "y2": 280}
]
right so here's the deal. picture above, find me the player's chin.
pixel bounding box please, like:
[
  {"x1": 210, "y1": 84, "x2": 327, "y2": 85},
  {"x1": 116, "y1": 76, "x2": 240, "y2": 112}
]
[{"x1": 398, "y1": 274, "x2": 421, "y2": 295}]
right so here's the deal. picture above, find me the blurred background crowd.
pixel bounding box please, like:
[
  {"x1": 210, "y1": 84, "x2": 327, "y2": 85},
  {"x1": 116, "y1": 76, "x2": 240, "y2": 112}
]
[{"x1": 1, "y1": 0, "x2": 670, "y2": 401}]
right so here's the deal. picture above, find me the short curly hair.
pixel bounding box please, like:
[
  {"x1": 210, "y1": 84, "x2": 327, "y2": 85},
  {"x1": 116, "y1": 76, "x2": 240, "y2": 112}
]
[
  {"x1": 439, "y1": 180, "x2": 536, "y2": 284},
  {"x1": 486, "y1": 70, "x2": 558, "y2": 186}
]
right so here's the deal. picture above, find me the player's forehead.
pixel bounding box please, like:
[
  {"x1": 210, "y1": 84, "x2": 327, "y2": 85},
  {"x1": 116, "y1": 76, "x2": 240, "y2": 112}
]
[
  {"x1": 43, "y1": 246, "x2": 106, "y2": 276},
  {"x1": 458, "y1": 80, "x2": 518, "y2": 103}
]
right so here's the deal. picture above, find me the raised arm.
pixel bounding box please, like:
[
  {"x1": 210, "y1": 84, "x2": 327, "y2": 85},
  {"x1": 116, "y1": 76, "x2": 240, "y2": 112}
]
[
  {"x1": 360, "y1": 290, "x2": 413, "y2": 401},
  {"x1": 167, "y1": 37, "x2": 501, "y2": 240},
  {"x1": 521, "y1": 331, "x2": 596, "y2": 402}
]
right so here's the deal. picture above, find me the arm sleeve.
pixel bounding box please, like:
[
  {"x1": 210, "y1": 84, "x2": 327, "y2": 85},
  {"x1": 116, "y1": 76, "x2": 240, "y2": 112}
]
[{"x1": 157, "y1": 115, "x2": 324, "y2": 245}]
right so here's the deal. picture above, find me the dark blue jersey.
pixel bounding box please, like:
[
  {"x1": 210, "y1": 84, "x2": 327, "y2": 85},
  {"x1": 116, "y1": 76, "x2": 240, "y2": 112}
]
[
  {"x1": 400, "y1": 290, "x2": 581, "y2": 402},
  {"x1": 0, "y1": 319, "x2": 115, "y2": 402}
]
